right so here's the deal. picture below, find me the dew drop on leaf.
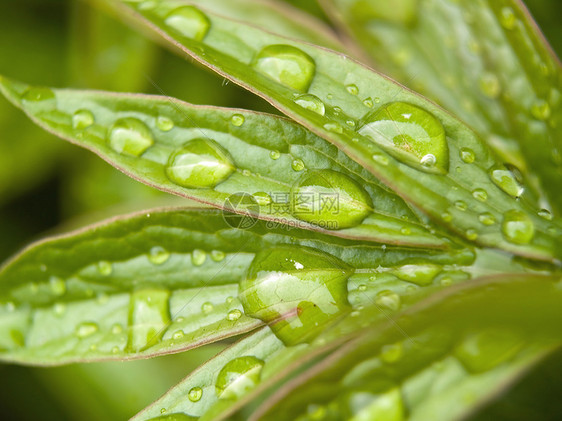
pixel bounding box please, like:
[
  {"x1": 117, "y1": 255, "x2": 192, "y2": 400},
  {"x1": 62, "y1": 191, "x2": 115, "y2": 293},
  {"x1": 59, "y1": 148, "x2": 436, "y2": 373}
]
[
  {"x1": 215, "y1": 356, "x2": 265, "y2": 399},
  {"x1": 239, "y1": 246, "x2": 352, "y2": 345},
  {"x1": 188, "y1": 386, "x2": 203, "y2": 402},
  {"x1": 460, "y1": 148, "x2": 475, "y2": 163},
  {"x1": 269, "y1": 150, "x2": 281, "y2": 160},
  {"x1": 227, "y1": 309, "x2": 242, "y2": 321},
  {"x1": 165, "y1": 6, "x2": 211, "y2": 41},
  {"x1": 394, "y1": 264, "x2": 441, "y2": 286},
  {"x1": 530, "y1": 99, "x2": 551, "y2": 120},
  {"x1": 231, "y1": 114, "x2": 245, "y2": 127},
  {"x1": 253, "y1": 191, "x2": 272, "y2": 206},
  {"x1": 499, "y1": 7, "x2": 517, "y2": 30},
  {"x1": 109, "y1": 117, "x2": 154, "y2": 157},
  {"x1": 252, "y1": 45, "x2": 316, "y2": 91},
  {"x1": 149, "y1": 246, "x2": 171, "y2": 265},
  {"x1": 192, "y1": 249, "x2": 207, "y2": 266},
  {"x1": 290, "y1": 170, "x2": 372, "y2": 230},
  {"x1": 538, "y1": 209, "x2": 553, "y2": 221},
  {"x1": 201, "y1": 302, "x2": 214, "y2": 314},
  {"x1": 72, "y1": 109, "x2": 94, "y2": 130},
  {"x1": 359, "y1": 102, "x2": 449, "y2": 174},
  {"x1": 346, "y1": 84, "x2": 359, "y2": 95},
  {"x1": 166, "y1": 138, "x2": 235, "y2": 188},
  {"x1": 127, "y1": 289, "x2": 171, "y2": 351},
  {"x1": 479, "y1": 72, "x2": 501, "y2": 98},
  {"x1": 210, "y1": 250, "x2": 226, "y2": 262},
  {"x1": 489, "y1": 164, "x2": 524, "y2": 198},
  {"x1": 97, "y1": 261, "x2": 113, "y2": 276},
  {"x1": 295, "y1": 94, "x2": 325, "y2": 116},
  {"x1": 76, "y1": 322, "x2": 99, "y2": 338},
  {"x1": 49, "y1": 276, "x2": 66, "y2": 296},
  {"x1": 291, "y1": 158, "x2": 305, "y2": 171},
  {"x1": 375, "y1": 290, "x2": 401, "y2": 311},
  {"x1": 501, "y1": 210, "x2": 535, "y2": 244},
  {"x1": 156, "y1": 116, "x2": 174, "y2": 132},
  {"x1": 472, "y1": 188, "x2": 488, "y2": 202},
  {"x1": 478, "y1": 212, "x2": 496, "y2": 225}
]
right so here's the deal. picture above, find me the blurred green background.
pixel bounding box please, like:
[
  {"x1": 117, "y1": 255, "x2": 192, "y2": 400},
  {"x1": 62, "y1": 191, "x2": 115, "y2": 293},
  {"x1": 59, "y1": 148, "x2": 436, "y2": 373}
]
[{"x1": 0, "y1": 0, "x2": 561, "y2": 419}]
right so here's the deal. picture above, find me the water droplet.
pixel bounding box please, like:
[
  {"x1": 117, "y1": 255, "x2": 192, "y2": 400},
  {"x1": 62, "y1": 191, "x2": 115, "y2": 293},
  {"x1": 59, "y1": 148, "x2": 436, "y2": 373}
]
[
  {"x1": 346, "y1": 84, "x2": 359, "y2": 95},
  {"x1": 72, "y1": 109, "x2": 94, "y2": 130},
  {"x1": 192, "y1": 249, "x2": 207, "y2": 266},
  {"x1": 489, "y1": 164, "x2": 524, "y2": 197},
  {"x1": 253, "y1": 191, "x2": 272, "y2": 206},
  {"x1": 499, "y1": 7, "x2": 516, "y2": 30},
  {"x1": 49, "y1": 276, "x2": 66, "y2": 296},
  {"x1": 253, "y1": 45, "x2": 316, "y2": 91},
  {"x1": 156, "y1": 116, "x2": 174, "y2": 132},
  {"x1": 460, "y1": 148, "x2": 475, "y2": 164},
  {"x1": 76, "y1": 322, "x2": 99, "y2": 338},
  {"x1": 394, "y1": 264, "x2": 441, "y2": 286},
  {"x1": 269, "y1": 150, "x2": 281, "y2": 160},
  {"x1": 290, "y1": 169, "x2": 372, "y2": 230},
  {"x1": 188, "y1": 386, "x2": 203, "y2": 402},
  {"x1": 165, "y1": 6, "x2": 211, "y2": 41},
  {"x1": 231, "y1": 114, "x2": 245, "y2": 127},
  {"x1": 226, "y1": 296, "x2": 234, "y2": 305},
  {"x1": 23, "y1": 87, "x2": 55, "y2": 103},
  {"x1": 210, "y1": 250, "x2": 226, "y2": 262},
  {"x1": 380, "y1": 342, "x2": 403, "y2": 363},
  {"x1": 97, "y1": 261, "x2": 112, "y2": 276},
  {"x1": 375, "y1": 290, "x2": 401, "y2": 311},
  {"x1": 502, "y1": 210, "x2": 534, "y2": 244},
  {"x1": 227, "y1": 309, "x2": 242, "y2": 321},
  {"x1": 53, "y1": 303, "x2": 66, "y2": 316},
  {"x1": 400, "y1": 227, "x2": 411, "y2": 235},
  {"x1": 531, "y1": 99, "x2": 551, "y2": 120},
  {"x1": 538, "y1": 209, "x2": 553, "y2": 220},
  {"x1": 166, "y1": 138, "x2": 235, "y2": 188},
  {"x1": 111, "y1": 324, "x2": 123, "y2": 335},
  {"x1": 359, "y1": 102, "x2": 448, "y2": 174},
  {"x1": 295, "y1": 94, "x2": 325, "y2": 116},
  {"x1": 172, "y1": 330, "x2": 184, "y2": 340},
  {"x1": 441, "y1": 212, "x2": 452, "y2": 222},
  {"x1": 456, "y1": 329, "x2": 522, "y2": 373},
  {"x1": 215, "y1": 356, "x2": 265, "y2": 399},
  {"x1": 372, "y1": 153, "x2": 389, "y2": 165},
  {"x1": 149, "y1": 246, "x2": 171, "y2": 265},
  {"x1": 466, "y1": 229, "x2": 478, "y2": 241},
  {"x1": 324, "y1": 122, "x2": 344, "y2": 134},
  {"x1": 455, "y1": 200, "x2": 467, "y2": 211},
  {"x1": 239, "y1": 246, "x2": 352, "y2": 345},
  {"x1": 291, "y1": 158, "x2": 305, "y2": 171},
  {"x1": 127, "y1": 289, "x2": 171, "y2": 351},
  {"x1": 479, "y1": 72, "x2": 501, "y2": 98},
  {"x1": 472, "y1": 188, "x2": 488, "y2": 202},
  {"x1": 363, "y1": 98, "x2": 374, "y2": 108},
  {"x1": 201, "y1": 302, "x2": 214, "y2": 314},
  {"x1": 109, "y1": 117, "x2": 154, "y2": 157},
  {"x1": 479, "y1": 212, "x2": 496, "y2": 225}
]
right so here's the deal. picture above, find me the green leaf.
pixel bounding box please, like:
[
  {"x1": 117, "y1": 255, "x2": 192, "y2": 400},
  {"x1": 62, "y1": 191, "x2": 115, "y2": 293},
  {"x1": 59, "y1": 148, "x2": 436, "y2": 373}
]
[
  {"x1": 112, "y1": 0, "x2": 562, "y2": 262},
  {"x1": 0, "y1": 76, "x2": 452, "y2": 249},
  {"x1": 321, "y1": 0, "x2": 562, "y2": 217},
  {"x1": 0, "y1": 206, "x2": 473, "y2": 364},
  {"x1": 253, "y1": 273, "x2": 562, "y2": 420}
]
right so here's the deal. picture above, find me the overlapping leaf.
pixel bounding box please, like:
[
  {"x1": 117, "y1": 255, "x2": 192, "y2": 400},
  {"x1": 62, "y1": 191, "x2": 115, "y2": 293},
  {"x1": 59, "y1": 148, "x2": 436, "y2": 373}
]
[
  {"x1": 321, "y1": 0, "x2": 562, "y2": 216},
  {"x1": 112, "y1": 0, "x2": 562, "y2": 262}
]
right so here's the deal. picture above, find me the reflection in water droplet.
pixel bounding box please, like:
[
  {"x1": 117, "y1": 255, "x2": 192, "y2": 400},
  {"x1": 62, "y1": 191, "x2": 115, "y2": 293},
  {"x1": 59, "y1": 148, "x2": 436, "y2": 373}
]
[
  {"x1": 455, "y1": 200, "x2": 467, "y2": 211},
  {"x1": 489, "y1": 164, "x2": 524, "y2": 198},
  {"x1": 76, "y1": 322, "x2": 99, "y2": 338},
  {"x1": 502, "y1": 210, "x2": 535, "y2": 244},
  {"x1": 215, "y1": 356, "x2": 265, "y2": 399},
  {"x1": 172, "y1": 330, "x2": 184, "y2": 340},
  {"x1": 156, "y1": 116, "x2": 174, "y2": 132},
  {"x1": 73, "y1": 109, "x2": 94, "y2": 130},
  {"x1": 239, "y1": 246, "x2": 352, "y2": 345},
  {"x1": 359, "y1": 102, "x2": 449, "y2": 174},
  {"x1": 252, "y1": 45, "x2": 316, "y2": 91},
  {"x1": 127, "y1": 289, "x2": 171, "y2": 351},
  {"x1": 166, "y1": 138, "x2": 235, "y2": 188},
  {"x1": 227, "y1": 309, "x2": 242, "y2": 321},
  {"x1": 188, "y1": 386, "x2": 203, "y2": 402},
  {"x1": 149, "y1": 246, "x2": 171, "y2": 265},
  {"x1": 165, "y1": 6, "x2": 211, "y2": 41},
  {"x1": 109, "y1": 117, "x2": 154, "y2": 157},
  {"x1": 363, "y1": 98, "x2": 374, "y2": 108},
  {"x1": 466, "y1": 229, "x2": 478, "y2": 241},
  {"x1": 290, "y1": 169, "x2": 372, "y2": 230},
  {"x1": 295, "y1": 94, "x2": 325, "y2": 116}
]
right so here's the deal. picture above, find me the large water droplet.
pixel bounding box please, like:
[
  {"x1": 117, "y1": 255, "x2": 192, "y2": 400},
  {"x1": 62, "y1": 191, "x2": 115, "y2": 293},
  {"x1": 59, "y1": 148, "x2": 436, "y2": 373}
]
[
  {"x1": 215, "y1": 356, "x2": 265, "y2": 399},
  {"x1": 455, "y1": 329, "x2": 522, "y2": 373},
  {"x1": 127, "y1": 289, "x2": 171, "y2": 351},
  {"x1": 501, "y1": 210, "x2": 535, "y2": 244},
  {"x1": 239, "y1": 246, "x2": 352, "y2": 345},
  {"x1": 394, "y1": 264, "x2": 441, "y2": 286},
  {"x1": 165, "y1": 6, "x2": 211, "y2": 41},
  {"x1": 72, "y1": 109, "x2": 94, "y2": 130},
  {"x1": 295, "y1": 94, "x2": 325, "y2": 116},
  {"x1": 290, "y1": 170, "x2": 372, "y2": 230},
  {"x1": 109, "y1": 117, "x2": 154, "y2": 157},
  {"x1": 489, "y1": 164, "x2": 524, "y2": 197},
  {"x1": 359, "y1": 102, "x2": 449, "y2": 174},
  {"x1": 166, "y1": 138, "x2": 235, "y2": 188},
  {"x1": 253, "y1": 45, "x2": 316, "y2": 91}
]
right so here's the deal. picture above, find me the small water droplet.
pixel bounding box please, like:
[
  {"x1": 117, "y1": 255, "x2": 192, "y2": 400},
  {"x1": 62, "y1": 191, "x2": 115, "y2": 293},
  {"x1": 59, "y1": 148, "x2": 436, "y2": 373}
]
[
  {"x1": 479, "y1": 72, "x2": 501, "y2": 98},
  {"x1": 269, "y1": 150, "x2": 281, "y2": 160},
  {"x1": 472, "y1": 188, "x2": 488, "y2": 202},
  {"x1": 253, "y1": 45, "x2": 316, "y2": 91},
  {"x1": 210, "y1": 250, "x2": 226, "y2": 262},
  {"x1": 502, "y1": 210, "x2": 535, "y2": 244},
  {"x1": 499, "y1": 7, "x2": 516, "y2": 30},
  {"x1": 72, "y1": 109, "x2": 94, "y2": 130},
  {"x1": 192, "y1": 249, "x2": 207, "y2": 266},
  {"x1": 76, "y1": 322, "x2": 99, "y2": 338},
  {"x1": 97, "y1": 261, "x2": 113, "y2": 276},
  {"x1": 166, "y1": 138, "x2": 235, "y2": 188},
  {"x1": 531, "y1": 99, "x2": 551, "y2": 120},
  {"x1": 291, "y1": 158, "x2": 305, "y2": 171},
  {"x1": 441, "y1": 212, "x2": 453, "y2": 222},
  {"x1": 346, "y1": 84, "x2": 359, "y2": 95},
  {"x1": 109, "y1": 117, "x2": 154, "y2": 157},
  {"x1": 395, "y1": 264, "x2": 441, "y2": 286},
  {"x1": 111, "y1": 324, "x2": 123, "y2": 335},
  {"x1": 156, "y1": 116, "x2": 174, "y2": 132},
  {"x1": 49, "y1": 276, "x2": 66, "y2": 296},
  {"x1": 231, "y1": 114, "x2": 245, "y2": 127},
  {"x1": 165, "y1": 6, "x2": 211, "y2": 41},
  {"x1": 372, "y1": 152, "x2": 389, "y2": 165},
  {"x1": 188, "y1": 386, "x2": 203, "y2": 402},
  {"x1": 290, "y1": 169, "x2": 372, "y2": 230},
  {"x1": 455, "y1": 200, "x2": 467, "y2": 211},
  {"x1": 253, "y1": 191, "x2": 272, "y2": 206},
  {"x1": 149, "y1": 246, "x2": 171, "y2": 265},
  {"x1": 227, "y1": 309, "x2": 242, "y2": 321},
  {"x1": 538, "y1": 209, "x2": 553, "y2": 220},
  {"x1": 295, "y1": 94, "x2": 325, "y2": 116},
  {"x1": 215, "y1": 356, "x2": 265, "y2": 399},
  {"x1": 53, "y1": 303, "x2": 66, "y2": 316},
  {"x1": 23, "y1": 87, "x2": 55, "y2": 103},
  {"x1": 460, "y1": 148, "x2": 475, "y2": 163},
  {"x1": 375, "y1": 290, "x2": 401, "y2": 311},
  {"x1": 357, "y1": 284, "x2": 367, "y2": 292},
  {"x1": 363, "y1": 98, "x2": 374, "y2": 108},
  {"x1": 172, "y1": 330, "x2": 184, "y2": 340},
  {"x1": 489, "y1": 165, "x2": 524, "y2": 198},
  {"x1": 324, "y1": 122, "x2": 344, "y2": 134},
  {"x1": 359, "y1": 102, "x2": 449, "y2": 174},
  {"x1": 201, "y1": 302, "x2": 214, "y2": 314},
  {"x1": 466, "y1": 229, "x2": 478, "y2": 240},
  {"x1": 380, "y1": 342, "x2": 403, "y2": 363},
  {"x1": 479, "y1": 212, "x2": 496, "y2": 225}
]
